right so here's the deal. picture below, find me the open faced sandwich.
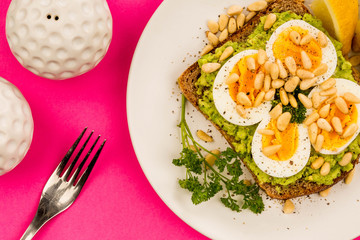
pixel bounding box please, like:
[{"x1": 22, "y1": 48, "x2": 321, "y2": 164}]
[{"x1": 178, "y1": 0, "x2": 359, "y2": 200}]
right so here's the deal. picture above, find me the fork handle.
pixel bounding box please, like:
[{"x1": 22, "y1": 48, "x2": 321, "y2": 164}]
[
  {"x1": 20, "y1": 198, "x2": 55, "y2": 240},
  {"x1": 20, "y1": 210, "x2": 49, "y2": 240}
]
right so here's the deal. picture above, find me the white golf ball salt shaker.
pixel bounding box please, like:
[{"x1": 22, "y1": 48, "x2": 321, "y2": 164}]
[
  {"x1": 6, "y1": 0, "x2": 113, "y2": 80},
  {"x1": 0, "y1": 77, "x2": 34, "y2": 176}
]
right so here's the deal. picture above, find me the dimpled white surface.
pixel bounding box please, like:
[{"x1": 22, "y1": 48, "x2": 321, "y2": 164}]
[
  {"x1": 0, "y1": 77, "x2": 33, "y2": 175},
  {"x1": 6, "y1": 0, "x2": 113, "y2": 80}
]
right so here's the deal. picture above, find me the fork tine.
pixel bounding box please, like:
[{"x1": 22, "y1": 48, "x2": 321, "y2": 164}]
[
  {"x1": 76, "y1": 139, "x2": 106, "y2": 187},
  {"x1": 54, "y1": 128, "x2": 87, "y2": 176},
  {"x1": 62, "y1": 130, "x2": 94, "y2": 180},
  {"x1": 69, "y1": 135, "x2": 101, "y2": 184}
]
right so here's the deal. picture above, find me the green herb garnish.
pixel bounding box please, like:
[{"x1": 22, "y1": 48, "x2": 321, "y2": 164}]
[
  {"x1": 173, "y1": 95, "x2": 264, "y2": 214},
  {"x1": 271, "y1": 87, "x2": 311, "y2": 124}
]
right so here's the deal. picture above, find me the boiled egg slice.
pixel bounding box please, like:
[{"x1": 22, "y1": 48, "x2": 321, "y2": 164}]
[
  {"x1": 213, "y1": 49, "x2": 272, "y2": 126},
  {"x1": 308, "y1": 78, "x2": 360, "y2": 155},
  {"x1": 252, "y1": 116, "x2": 311, "y2": 178},
  {"x1": 266, "y1": 20, "x2": 337, "y2": 83}
]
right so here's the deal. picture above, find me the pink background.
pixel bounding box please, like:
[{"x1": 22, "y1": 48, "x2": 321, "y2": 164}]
[{"x1": 0, "y1": 0, "x2": 207, "y2": 239}]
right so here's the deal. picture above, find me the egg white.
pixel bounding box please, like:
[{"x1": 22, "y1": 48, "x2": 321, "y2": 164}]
[
  {"x1": 266, "y1": 20, "x2": 337, "y2": 84},
  {"x1": 308, "y1": 78, "x2": 360, "y2": 155},
  {"x1": 251, "y1": 116, "x2": 311, "y2": 178},
  {"x1": 213, "y1": 50, "x2": 272, "y2": 126}
]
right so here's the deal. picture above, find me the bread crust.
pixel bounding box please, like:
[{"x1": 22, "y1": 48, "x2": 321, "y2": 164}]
[{"x1": 178, "y1": 0, "x2": 359, "y2": 199}]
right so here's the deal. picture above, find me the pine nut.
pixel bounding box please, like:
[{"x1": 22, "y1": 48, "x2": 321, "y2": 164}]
[
  {"x1": 325, "y1": 94, "x2": 338, "y2": 104},
  {"x1": 320, "y1": 87, "x2": 337, "y2": 96},
  {"x1": 349, "y1": 55, "x2": 360, "y2": 66},
  {"x1": 272, "y1": 79, "x2": 285, "y2": 89},
  {"x1": 320, "y1": 78, "x2": 336, "y2": 90},
  {"x1": 197, "y1": 130, "x2": 213, "y2": 142},
  {"x1": 264, "y1": 13, "x2": 277, "y2": 30},
  {"x1": 248, "y1": 1, "x2": 268, "y2": 11},
  {"x1": 289, "y1": 31, "x2": 301, "y2": 45},
  {"x1": 300, "y1": 34, "x2": 313, "y2": 45},
  {"x1": 236, "y1": 105, "x2": 247, "y2": 118},
  {"x1": 207, "y1": 20, "x2": 219, "y2": 34},
  {"x1": 254, "y1": 91, "x2": 265, "y2": 107},
  {"x1": 311, "y1": 156, "x2": 324, "y2": 169},
  {"x1": 320, "y1": 161, "x2": 330, "y2": 176},
  {"x1": 200, "y1": 44, "x2": 214, "y2": 56},
  {"x1": 308, "y1": 123, "x2": 318, "y2": 144},
  {"x1": 288, "y1": 94, "x2": 298, "y2": 108},
  {"x1": 258, "y1": 129, "x2": 275, "y2": 135},
  {"x1": 277, "y1": 111, "x2": 291, "y2": 131},
  {"x1": 269, "y1": 103, "x2": 282, "y2": 120},
  {"x1": 245, "y1": 11, "x2": 256, "y2": 22},
  {"x1": 225, "y1": 73, "x2": 239, "y2": 85},
  {"x1": 314, "y1": 134, "x2": 324, "y2": 152},
  {"x1": 304, "y1": 112, "x2": 320, "y2": 125},
  {"x1": 283, "y1": 199, "x2": 295, "y2": 214},
  {"x1": 237, "y1": 92, "x2": 252, "y2": 107},
  {"x1": 264, "y1": 75, "x2": 271, "y2": 92},
  {"x1": 318, "y1": 104, "x2": 330, "y2": 118},
  {"x1": 331, "y1": 116, "x2": 343, "y2": 135},
  {"x1": 339, "y1": 152, "x2": 352, "y2": 166},
  {"x1": 334, "y1": 97, "x2": 348, "y2": 114},
  {"x1": 300, "y1": 77, "x2": 317, "y2": 90},
  {"x1": 277, "y1": 59, "x2": 288, "y2": 79},
  {"x1": 257, "y1": 49, "x2": 267, "y2": 65},
  {"x1": 297, "y1": 69, "x2": 314, "y2": 79},
  {"x1": 343, "y1": 92, "x2": 360, "y2": 103},
  {"x1": 279, "y1": 88, "x2": 289, "y2": 105},
  {"x1": 237, "y1": 13, "x2": 246, "y2": 29},
  {"x1": 228, "y1": 17, "x2": 237, "y2": 34},
  {"x1": 312, "y1": 92, "x2": 321, "y2": 109},
  {"x1": 319, "y1": 187, "x2": 331, "y2": 197},
  {"x1": 219, "y1": 29, "x2": 229, "y2": 42},
  {"x1": 342, "y1": 123, "x2": 358, "y2": 138},
  {"x1": 254, "y1": 71, "x2": 265, "y2": 90},
  {"x1": 244, "y1": 179, "x2": 252, "y2": 186},
  {"x1": 218, "y1": 14, "x2": 229, "y2": 31},
  {"x1": 317, "y1": 118, "x2": 332, "y2": 132},
  {"x1": 345, "y1": 169, "x2": 355, "y2": 184},
  {"x1": 205, "y1": 149, "x2": 221, "y2": 166},
  {"x1": 246, "y1": 57, "x2": 256, "y2": 71},
  {"x1": 264, "y1": 88, "x2": 276, "y2": 100},
  {"x1": 285, "y1": 56, "x2": 297, "y2": 75},
  {"x1": 219, "y1": 46, "x2": 234, "y2": 61},
  {"x1": 285, "y1": 76, "x2": 300, "y2": 92},
  {"x1": 301, "y1": 51, "x2": 312, "y2": 69},
  {"x1": 189, "y1": 145, "x2": 197, "y2": 152},
  {"x1": 317, "y1": 31, "x2": 328, "y2": 48},
  {"x1": 202, "y1": 62, "x2": 221, "y2": 73},
  {"x1": 270, "y1": 63, "x2": 279, "y2": 80},
  {"x1": 227, "y1": 5, "x2": 243, "y2": 16},
  {"x1": 313, "y1": 63, "x2": 328, "y2": 76},
  {"x1": 262, "y1": 144, "x2": 282, "y2": 157},
  {"x1": 298, "y1": 93, "x2": 312, "y2": 108},
  {"x1": 207, "y1": 32, "x2": 219, "y2": 46},
  {"x1": 264, "y1": 61, "x2": 272, "y2": 74}
]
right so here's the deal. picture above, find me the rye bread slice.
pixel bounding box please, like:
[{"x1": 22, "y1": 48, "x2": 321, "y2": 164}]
[{"x1": 178, "y1": 0, "x2": 360, "y2": 200}]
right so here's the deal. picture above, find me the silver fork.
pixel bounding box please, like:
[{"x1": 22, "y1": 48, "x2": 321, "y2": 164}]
[{"x1": 20, "y1": 128, "x2": 106, "y2": 240}]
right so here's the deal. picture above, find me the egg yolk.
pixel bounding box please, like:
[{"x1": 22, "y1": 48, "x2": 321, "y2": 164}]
[
  {"x1": 272, "y1": 26, "x2": 322, "y2": 72},
  {"x1": 318, "y1": 101, "x2": 358, "y2": 150},
  {"x1": 228, "y1": 54, "x2": 265, "y2": 107},
  {"x1": 262, "y1": 119, "x2": 299, "y2": 161}
]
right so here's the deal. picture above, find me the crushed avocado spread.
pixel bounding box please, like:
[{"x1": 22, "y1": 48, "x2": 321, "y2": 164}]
[{"x1": 195, "y1": 12, "x2": 360, "y2": 187}]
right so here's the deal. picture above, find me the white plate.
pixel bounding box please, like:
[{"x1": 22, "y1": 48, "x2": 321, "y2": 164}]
[{"x1": 127, "y1": 0, "x2": 360, "y2": 239}]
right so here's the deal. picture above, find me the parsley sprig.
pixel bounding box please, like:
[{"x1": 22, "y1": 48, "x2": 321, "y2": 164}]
[{"x1": 173, "y1": 95, "x2": 264, "y2": 214}]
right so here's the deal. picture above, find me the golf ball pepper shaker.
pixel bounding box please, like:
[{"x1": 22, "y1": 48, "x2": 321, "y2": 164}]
[{"x1": 6, "y1": 0, "x2": 113, "y2": 80}]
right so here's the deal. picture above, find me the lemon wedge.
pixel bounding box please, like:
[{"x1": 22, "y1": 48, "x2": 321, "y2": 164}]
[{"x1": 311, "y1": 0, "x2": 358, "y2": 54}]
